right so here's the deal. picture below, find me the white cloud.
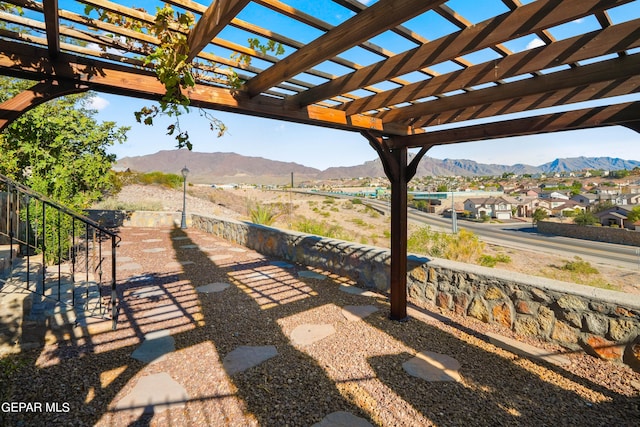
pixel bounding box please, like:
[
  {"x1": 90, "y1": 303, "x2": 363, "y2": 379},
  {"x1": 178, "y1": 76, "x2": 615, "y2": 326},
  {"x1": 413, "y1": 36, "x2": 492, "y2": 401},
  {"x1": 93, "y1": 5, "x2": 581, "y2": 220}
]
[
  {"x1": 526, "y1": 37, "x2": 545, "y2": 50},
  {"x1": 87, "y1": 95, "x2": 110, "y2": 111},
  {"x1": 572, "y1": 18, "x2": 584, "y2": 24}
]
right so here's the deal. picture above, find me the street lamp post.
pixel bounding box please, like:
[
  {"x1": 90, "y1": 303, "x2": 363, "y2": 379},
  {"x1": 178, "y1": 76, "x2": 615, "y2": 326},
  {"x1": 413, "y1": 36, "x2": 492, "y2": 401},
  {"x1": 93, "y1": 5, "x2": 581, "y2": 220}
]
[{"x1": 181, "y1": 166, "x2": 189, "y2": 229}]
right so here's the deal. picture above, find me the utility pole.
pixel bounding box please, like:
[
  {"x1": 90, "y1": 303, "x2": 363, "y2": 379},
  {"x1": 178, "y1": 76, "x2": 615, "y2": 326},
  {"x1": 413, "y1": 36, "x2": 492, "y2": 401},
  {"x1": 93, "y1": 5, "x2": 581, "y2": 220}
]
[{"x1": 451, "y1": 187, "x2": 458, "y2": 234}]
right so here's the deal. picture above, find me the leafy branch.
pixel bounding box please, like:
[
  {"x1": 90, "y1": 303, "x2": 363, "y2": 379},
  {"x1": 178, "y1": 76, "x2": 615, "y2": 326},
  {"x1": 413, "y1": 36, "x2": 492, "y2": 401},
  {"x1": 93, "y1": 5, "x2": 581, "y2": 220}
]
[{"x1": 83, "y1": 5, "x2": 283, "y2": 149}]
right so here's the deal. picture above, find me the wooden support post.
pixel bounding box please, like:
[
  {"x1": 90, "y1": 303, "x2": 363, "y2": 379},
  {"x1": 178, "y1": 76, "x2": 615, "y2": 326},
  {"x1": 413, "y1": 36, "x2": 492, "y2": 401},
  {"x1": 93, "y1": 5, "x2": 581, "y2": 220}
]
[{"x1": 363, "y1": 132, "x2": 432, "y2": 320}]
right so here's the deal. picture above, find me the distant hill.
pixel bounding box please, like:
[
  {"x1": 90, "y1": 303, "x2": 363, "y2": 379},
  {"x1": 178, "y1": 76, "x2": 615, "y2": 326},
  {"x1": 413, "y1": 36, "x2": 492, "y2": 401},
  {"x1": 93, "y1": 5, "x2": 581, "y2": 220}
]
[{"x1": 115, "y1": 151, "x2": 640, "y2": 183}]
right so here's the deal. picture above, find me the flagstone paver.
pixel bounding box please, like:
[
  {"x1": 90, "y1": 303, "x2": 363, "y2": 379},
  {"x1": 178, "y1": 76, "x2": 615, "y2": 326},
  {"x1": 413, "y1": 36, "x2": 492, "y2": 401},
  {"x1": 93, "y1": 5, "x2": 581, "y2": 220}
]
[
  {"x1": 312, "y1": 411, "x2": 374, "y2": 427},
  {"x1": 114, "y1": 372, "x2": 189, "y2": 416},
  {"x1": 290, "y1": 324, "x2": 336, "y2": 346},
  {"x1": 196, "y1": 283, "x2": 231, "y2": 293},
  {"x1": 402, "y1": 350, "x2": 462, "y2": 382},
  {"x1": 338, "y1": 284, "x2": 380, "y2": 297},
  {"x1": 119, "y1": 262, "x2": 143, "y2": 271},
  {"x1": 130, "y1": 286, "x2": 165, "y2": 300},
  {"x1": 163, "y1": 261, "x2": 195, "y2": 269},
  {"x1": 209, "y1": 254, "x2": 232, "y2": 261},
  {"x1": 222, "y1": 345, "x2": 278, "y2": 375},
  {"x1": 141, "y1": 239, "x2": 162, "y2": 243},
  {"x1": 179, "y1": 244, "x2": 199, "y2": 249},
  {"x1": 298, "y1": 271, "x2": 327, "y2": 280},
  {"x1": 270, "y1": 261, "x2": 294, "y2": 268},
  {"x1": 341, "y1": 305, "x2": 379, "y2": 322},
  {"x1": 142, "y1": 248, "x2": 166, "y2": 253},
  {"x1": 131, "y1": 329, "x2": 175, "y2": 364}
]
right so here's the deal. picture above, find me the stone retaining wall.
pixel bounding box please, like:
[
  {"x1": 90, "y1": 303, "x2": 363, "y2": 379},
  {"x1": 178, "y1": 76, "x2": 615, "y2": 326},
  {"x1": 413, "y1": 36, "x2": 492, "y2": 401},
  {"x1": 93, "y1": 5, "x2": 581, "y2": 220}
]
[
  {"x1": 190, "y1": 213, "x2": 640, "y2": 368},
  {"x1": 537, "y1": 221, "x2": 640, "y2": 246}
]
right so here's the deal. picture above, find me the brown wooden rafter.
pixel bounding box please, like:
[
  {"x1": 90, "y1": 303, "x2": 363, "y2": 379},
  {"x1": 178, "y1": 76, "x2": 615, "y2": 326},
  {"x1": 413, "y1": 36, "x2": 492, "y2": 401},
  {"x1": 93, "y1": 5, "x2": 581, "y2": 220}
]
[
  {"x1": 290, "y1": 0, "x2": 631, "y2": 108},
  {"x1": 244, "y1": 0, "x2": 446, "y2": 97},
  {"x1": 0, "y1": 79, "x2": 88, "y2": 131}
]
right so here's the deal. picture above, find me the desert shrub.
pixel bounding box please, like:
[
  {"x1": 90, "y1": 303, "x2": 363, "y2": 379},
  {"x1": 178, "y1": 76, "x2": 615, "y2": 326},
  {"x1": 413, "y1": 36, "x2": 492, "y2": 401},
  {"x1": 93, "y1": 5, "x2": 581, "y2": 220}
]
[
  {"x1": 322, "y1": 197, "x2": 335, "y2": 204},
  {"x1": 351, "y1": 198, "x2": 363, "y2": 205},
  {"x1": 294, "y1": 218, "x2": 350, "y2": 240},
  {"x1": 408, "y1": 226, "x2": 484, "y2": 263},
  {"x1": 561, "y1": 257, "x2": 598, "y2": 274},
  {"x1": 479, "y1": 253, "x2": 512, "y2": 267},
  {"x1": 135, "y1": 171, "x2": 183, "y2": 189},
  {"x1": 93, "y1": 197, "x2": 163, "y2": 211},
  {"x1": 248, "y1": 201, "x2": 281, "y2": 226}
]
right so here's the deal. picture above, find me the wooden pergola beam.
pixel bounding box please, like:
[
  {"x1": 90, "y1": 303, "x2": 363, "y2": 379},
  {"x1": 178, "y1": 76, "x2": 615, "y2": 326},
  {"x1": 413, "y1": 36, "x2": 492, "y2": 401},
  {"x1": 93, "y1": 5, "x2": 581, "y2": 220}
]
[
  {"x1": 340, "y1": 19, "x2": 640, "y2": 116},
  {"x1": 243, "y1": 0, "x2": 445, "y2": 97},
  {"x1": 379, "y1": 53, "x2": 640, "y2": 124},
  {"x1": 42, "y1": 0, "x2": 60, "y2": 59},
  {"x1": 290, "y1": 0, "x2": 631, "y2": 108},
  {"x1": 389, "y1": 102, "x2": 640, "y2": 149},
  {"x1": 0, "y1": 80, "x2": 88, "y2": 131},
  {"x1": 0, "y1": 40, "x2": 410, "y2": 135},
  {"x1": 186, "y1": 0, "x2": 251, "y2": 62}
]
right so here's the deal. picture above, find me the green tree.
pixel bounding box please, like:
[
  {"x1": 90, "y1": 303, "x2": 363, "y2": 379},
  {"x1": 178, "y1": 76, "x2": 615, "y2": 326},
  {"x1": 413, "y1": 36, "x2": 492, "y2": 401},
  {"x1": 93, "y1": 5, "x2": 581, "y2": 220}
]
[
  {"x1": 573, "y1": 211, "x2": 599, "y2": 226},
  {"x1": 626, "y1": 206, "x2": 640, "y2": 223},
  {"x1": 532, "y1": 208, "x2": 548, "y2": 226},
  {"x1": 0, "y1": 78, "x2": 128, "y2": 210}
]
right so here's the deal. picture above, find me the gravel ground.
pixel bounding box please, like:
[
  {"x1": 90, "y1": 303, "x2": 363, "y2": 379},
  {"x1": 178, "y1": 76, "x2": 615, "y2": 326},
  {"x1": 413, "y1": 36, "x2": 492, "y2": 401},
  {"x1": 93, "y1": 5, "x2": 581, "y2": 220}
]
[{"x1": 1, "y1": 224, "x2": 639, "y2": 426}]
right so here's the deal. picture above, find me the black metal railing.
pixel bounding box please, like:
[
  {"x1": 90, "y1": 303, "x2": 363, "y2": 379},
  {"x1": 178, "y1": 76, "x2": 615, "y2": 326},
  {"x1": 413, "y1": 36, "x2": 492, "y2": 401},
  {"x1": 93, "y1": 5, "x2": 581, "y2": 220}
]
[{"x1": 0, "y1": 173, "x2": 120, "y2": 329}]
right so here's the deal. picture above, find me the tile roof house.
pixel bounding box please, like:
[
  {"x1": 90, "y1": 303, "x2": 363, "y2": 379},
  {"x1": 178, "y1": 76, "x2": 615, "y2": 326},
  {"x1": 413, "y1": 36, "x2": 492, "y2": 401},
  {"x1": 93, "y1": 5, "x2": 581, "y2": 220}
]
[{"x1": 463, "y1": 197, "x2": 513, "y2": 220}]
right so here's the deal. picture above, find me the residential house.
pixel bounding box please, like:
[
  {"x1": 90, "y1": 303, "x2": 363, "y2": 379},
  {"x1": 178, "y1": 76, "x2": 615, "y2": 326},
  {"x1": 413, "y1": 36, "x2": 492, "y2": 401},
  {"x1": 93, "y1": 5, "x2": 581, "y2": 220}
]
[
  {"x1": 539, "y1": 191, "x2": 570, "y2": 200},
  {"x1": 571, "y1": 193, "x2": 598, "y2": 206},
  {"x1": 463, "y1": 197, "x2": 513, "y2": 220},
  {"x1": 594, "y1": 205, "x2": 637, "y2": 229}
]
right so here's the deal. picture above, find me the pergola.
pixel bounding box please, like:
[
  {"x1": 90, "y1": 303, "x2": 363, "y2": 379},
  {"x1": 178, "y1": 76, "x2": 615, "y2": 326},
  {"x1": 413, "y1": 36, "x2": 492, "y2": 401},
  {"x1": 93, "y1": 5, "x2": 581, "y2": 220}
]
[{"x1": 1, "y1": 0, "x2": 639, "y2": 320}]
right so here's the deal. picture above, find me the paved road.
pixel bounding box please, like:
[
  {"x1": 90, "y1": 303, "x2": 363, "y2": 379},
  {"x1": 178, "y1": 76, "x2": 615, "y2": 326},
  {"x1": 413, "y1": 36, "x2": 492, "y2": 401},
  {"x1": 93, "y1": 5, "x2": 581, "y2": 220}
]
[{"x1": 363, "y1": 199, "x2": 640, "y2": 271}]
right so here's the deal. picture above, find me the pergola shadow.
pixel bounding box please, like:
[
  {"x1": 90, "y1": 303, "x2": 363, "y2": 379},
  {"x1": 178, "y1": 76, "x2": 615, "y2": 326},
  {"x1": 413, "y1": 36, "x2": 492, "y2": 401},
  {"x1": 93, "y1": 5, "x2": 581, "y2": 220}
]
[{"x1": 1, "y1": 224, "x2": 639, "y2": 426}]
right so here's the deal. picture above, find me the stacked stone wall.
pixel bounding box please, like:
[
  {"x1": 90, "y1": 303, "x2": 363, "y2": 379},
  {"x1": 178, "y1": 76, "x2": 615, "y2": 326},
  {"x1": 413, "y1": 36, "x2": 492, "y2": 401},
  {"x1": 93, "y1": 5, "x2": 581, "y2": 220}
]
[
  {"x1": 188, "y1": 213, "x2": 640, "y2": 368},
  {"x1": 537, "y1": 221, "x2": 640, "y2": 246}
]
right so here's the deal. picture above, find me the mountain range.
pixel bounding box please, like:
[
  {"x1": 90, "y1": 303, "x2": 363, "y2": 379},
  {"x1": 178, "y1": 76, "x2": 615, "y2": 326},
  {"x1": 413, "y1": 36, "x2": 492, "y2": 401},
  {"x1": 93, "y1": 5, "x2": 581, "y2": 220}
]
[{"x1": 115, "y1": 150, "x2": 640, "y2": 184}]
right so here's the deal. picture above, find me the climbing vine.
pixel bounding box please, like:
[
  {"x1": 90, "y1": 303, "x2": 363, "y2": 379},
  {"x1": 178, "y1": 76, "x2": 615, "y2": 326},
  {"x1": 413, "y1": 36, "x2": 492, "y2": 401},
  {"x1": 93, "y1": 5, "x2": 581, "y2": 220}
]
[{"x1": 84, "y1": 4, "x2": 283, "y2": 150}]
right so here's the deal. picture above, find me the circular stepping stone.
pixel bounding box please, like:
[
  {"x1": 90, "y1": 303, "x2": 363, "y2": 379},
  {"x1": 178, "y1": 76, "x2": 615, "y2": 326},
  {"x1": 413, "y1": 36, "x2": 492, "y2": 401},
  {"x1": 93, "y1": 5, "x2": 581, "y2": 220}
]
[
  {"x1": 341, "y1": 305, "x2": 379, "y2": 321},
  {"x1": 228, "y1": 248, "x2": 246, "y2": 252},
  {"x1": 171, "y1": 236, "x2": 190, "y2": 241},
  {"x1": 131, "y1": 330, "x2": 175, "y2": 364},
  {"x1": 196, "y1": 283, "x2": 230, "y2": 293},
  {"x1": 338, "y1": 285, "x2": 379, "y2": 297},
  {"x1": 290, "y1": 324, "x2": 335, "y2": 346},
  {"x1": 402, "y1": 351, "x2": 461, "y2": 382},
  {"x1": 298, "y1": 271, "x2": 326, "y2": 280},
  {"x1": 270, "y1": 261, "x2": 294, "y2": 268},
  {"x1": 119, "y1": 262, "x2": 143, "y2": 271},
  {"x1": 180, "y1": 244, "x2": 198, "y2": 249},
  {"x1": 312, "y1": 411, "x2": 373, "y2": 427},
  {"x1": 143, "y1": 247, "x2": 166, "y2": 253},
  {"x1": 116, "y1": 256, "x2": 134, "y2": 263},
  {"x1": 209, "y1": 254, "x2": 232, "y2": 261},
  {"x1": 130, "y1": 286, "x2": 165, "y2": 299},
  {"x1": 223, "y1": 345, "x2": 278, "y2": 375},
  {"x1": 114, "y1": 372, "x2": 188, "y2": 416},
  {"x1": 142, "y1": 239, "x2": 162, "y2": 243}
]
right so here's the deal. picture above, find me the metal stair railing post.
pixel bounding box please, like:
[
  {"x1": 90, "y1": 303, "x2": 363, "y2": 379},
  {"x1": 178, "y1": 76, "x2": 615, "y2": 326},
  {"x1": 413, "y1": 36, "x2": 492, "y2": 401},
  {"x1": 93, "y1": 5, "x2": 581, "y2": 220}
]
[{"x1": 0, "y1": 173, "x2": 121, "y2": 329}]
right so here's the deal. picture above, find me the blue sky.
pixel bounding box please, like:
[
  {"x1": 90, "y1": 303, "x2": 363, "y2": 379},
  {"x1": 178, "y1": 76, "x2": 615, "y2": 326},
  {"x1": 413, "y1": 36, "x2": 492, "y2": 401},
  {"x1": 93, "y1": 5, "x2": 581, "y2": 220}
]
[{"x1": 73, "y1": 0, "x2": 640, "y2": 169}]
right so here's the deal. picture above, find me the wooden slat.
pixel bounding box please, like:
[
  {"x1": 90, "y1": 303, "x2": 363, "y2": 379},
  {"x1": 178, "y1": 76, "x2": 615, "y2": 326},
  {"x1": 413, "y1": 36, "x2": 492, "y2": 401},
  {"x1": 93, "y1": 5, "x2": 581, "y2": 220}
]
[
  {"x1": 0, "y1": 39, "x2": 408, "y2": 135},
  {"x1": 340, "y1": 19, "x2": 640, "y2": 116},
  {"x1": 390, "y1": 102, "x2": 640, "y2": 149},
  {"x1": 244, "y1": 0, "x2": 445, "y2": 97},
  {"x1": 291, "y1": 0, "x2": 632, "y2": 107},
  {"x1": 414, "y1": 76, "x2": 640, "y2": 128},
  {"x1": 42, "y1": 0, "x2": 59, "y2": 59},
  {"x1": 186, "y1": 0, "x2": 250, "y2": 62},
  {"x1": 378, "y1": 53, "x2": 640, "y2": 124}
]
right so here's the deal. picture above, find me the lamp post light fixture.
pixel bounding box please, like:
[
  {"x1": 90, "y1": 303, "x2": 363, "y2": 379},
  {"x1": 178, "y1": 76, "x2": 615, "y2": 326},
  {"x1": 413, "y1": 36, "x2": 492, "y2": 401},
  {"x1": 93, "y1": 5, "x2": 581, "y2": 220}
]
[{"x1": 180, "y1": 166, "x2": 189, "y2": 229}]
